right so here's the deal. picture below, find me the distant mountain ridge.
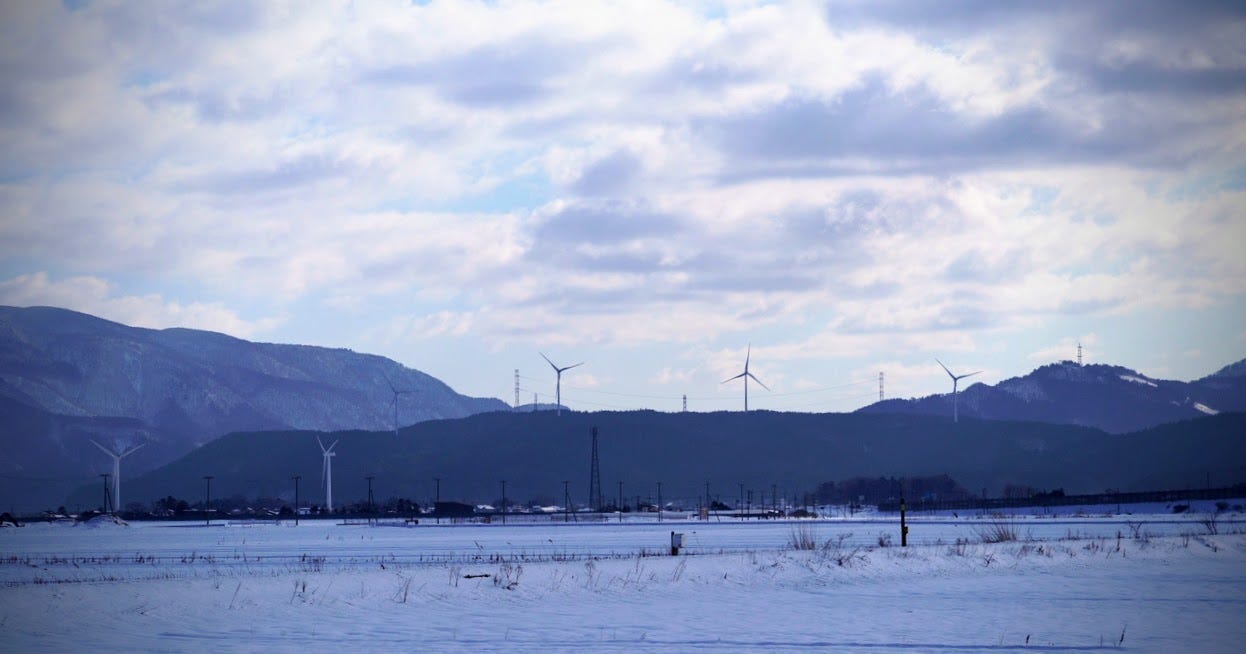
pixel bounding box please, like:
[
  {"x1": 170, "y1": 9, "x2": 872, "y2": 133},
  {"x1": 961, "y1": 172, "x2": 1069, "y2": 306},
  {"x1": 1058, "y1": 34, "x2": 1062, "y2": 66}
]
[
  {"x1": 67, "y1": 410, "x2": 1246, "y2": 512},
  {"x1": 0, "y1": 305, "x2": 509, "y2": 512},
  {"x1": 858, "y1": 360, "x2": 1246, "y2": 433}
]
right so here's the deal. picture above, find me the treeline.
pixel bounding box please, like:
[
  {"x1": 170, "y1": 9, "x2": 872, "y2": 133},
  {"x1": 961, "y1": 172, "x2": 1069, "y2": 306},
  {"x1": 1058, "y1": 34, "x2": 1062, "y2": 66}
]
[{"x1": 813, "y1": 474, "x2": 973, "y2": 505}]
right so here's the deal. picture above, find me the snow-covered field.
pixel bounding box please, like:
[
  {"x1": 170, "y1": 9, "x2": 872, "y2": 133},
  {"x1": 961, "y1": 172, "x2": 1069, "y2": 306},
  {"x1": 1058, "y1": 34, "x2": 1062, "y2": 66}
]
[{"x1": 3, "y1": 503, "x2": 1244, "y2": 653}]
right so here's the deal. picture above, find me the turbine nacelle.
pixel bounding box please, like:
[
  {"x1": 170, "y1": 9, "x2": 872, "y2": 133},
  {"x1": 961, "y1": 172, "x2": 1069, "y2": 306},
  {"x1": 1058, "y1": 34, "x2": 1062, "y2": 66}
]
[
  {"x1": 540, "y1": 352, "x2": 584, "y2": 416},
  {"x1": 722, "y1": 343, "x2": 768, "y2": 411},
  {"x1": 935, "y1": 358, "x2": 981, "y2": 423}
]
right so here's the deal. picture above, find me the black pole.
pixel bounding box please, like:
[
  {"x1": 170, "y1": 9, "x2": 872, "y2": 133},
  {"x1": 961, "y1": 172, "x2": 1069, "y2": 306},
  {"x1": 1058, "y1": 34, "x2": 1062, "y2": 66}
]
[
  {"x1": 292, "y1": 475, "x2": 300, "y2": 526},
  {"x1": 705, "y1": 481, "x2": 711, "y2": 518},
  {"x1": 563, "y1": 480, "x2": 570, "y2": 523},
  {"x1": 738, "y1": 483, "x2": 743, "y2": 518},
  {"x1": 617, "y1": 481, "x2": 623, "y2": 523},
  {"x1": 500, "y1": 480, "x2": 506, "y2": 524},
  {"x1": 657, "y1": 482, "x2": 662, "y2": 523},
  {"x1": 203, "y1": 476, "x2": 213, "y2": 526},
  {"x1": 100, "y1": 473, "x2": 111, "y2": 514},
  {"x1": 900, "y1": 496, "x2": 908, "y2": 547},
  {"x1": 434, "y1": 477, "x2": 441, "y2": 525},
  {"x1": 366, "y1": 476, "x2": 375, "y2": 522}
]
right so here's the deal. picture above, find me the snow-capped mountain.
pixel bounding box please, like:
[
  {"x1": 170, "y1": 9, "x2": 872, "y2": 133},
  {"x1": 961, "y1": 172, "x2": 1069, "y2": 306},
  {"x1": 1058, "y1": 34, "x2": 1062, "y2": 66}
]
[
  {"x1": 858, "y1": 359, "x2": 1246, "y2": 433},
  {"x1": 0, "y1": 305, "x2": 509, "y2": 511}
]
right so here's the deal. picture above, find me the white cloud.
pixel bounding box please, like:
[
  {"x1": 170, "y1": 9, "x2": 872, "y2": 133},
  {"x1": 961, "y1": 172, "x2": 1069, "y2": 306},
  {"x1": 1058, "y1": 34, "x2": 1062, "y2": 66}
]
[{"x1": 0, "y1": 272, "x2": 281, "y2": 338}]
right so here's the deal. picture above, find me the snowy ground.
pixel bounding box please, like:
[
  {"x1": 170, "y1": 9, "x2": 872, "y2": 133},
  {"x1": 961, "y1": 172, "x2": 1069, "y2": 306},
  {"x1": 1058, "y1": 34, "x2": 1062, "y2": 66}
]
[{"x1": 2, "y1": 504, "x2": 1244, "y2": 652}]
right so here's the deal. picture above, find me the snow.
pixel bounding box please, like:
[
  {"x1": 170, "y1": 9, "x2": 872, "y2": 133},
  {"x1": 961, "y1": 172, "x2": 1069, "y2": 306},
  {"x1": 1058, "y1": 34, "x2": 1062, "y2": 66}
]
[
  {"x1": 1194, "y1": 402, "x2": 1219, "y2": 415},
  {"x1": 1119, "y1": 374, "x2": 1158, "y2": 388},
  {"x1": 2, "y1": 511, "x2": 1244, "y2": 653}
]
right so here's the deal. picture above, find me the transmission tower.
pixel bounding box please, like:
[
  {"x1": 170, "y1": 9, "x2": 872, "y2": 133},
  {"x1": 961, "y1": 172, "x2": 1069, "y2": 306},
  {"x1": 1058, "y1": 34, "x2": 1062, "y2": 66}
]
[
  {"x1": 1077, "y1": 341, "x2": 1083, "y2": 366},
  {"x1": 879, "y1": 372, "x2": 884, "y2": 401},
  {"x1": 588, "y1": 426, "x2": 602, "y2": 512},
  {"x1": 514, "y1": 369, "x2": 520, "y2": 409},
  {"x1": 682, "y1": 394, "x2": 687, "y2": 412}
]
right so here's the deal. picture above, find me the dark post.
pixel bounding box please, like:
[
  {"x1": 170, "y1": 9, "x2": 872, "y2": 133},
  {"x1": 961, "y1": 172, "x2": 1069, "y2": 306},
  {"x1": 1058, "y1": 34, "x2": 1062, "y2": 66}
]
[
  {"x1": 657, "y1": 482, "x2": 663, "y2": 523},
  {"x1": 292, "y1": 475, "x2": 300, "y2": 526},
  {"x1": 772, "y1": 484, "x2": 777, "y2": 516},
  {"x1": 563, "y1": 480, "x2": 571, "y2": 523},
  {"x1": 617, "y1": 480, "x2": 623, "y2": 523},
  {"x1": 100, "y1": 473, "x2": 111, "y2": 514},
  {"x1": 500, "y1": 480, "x2": 507, "y2": 524},
  {"x1": 738, "y1": 483, "x2": 743, "y2": 518},
  {"x1": 203, "y1": 476, "x2": 213, "y2": 526},
  {"x1": 366, "y1": 476, "x2": 375, "y2": 523},
  {"x1": 705, "y1": 481, "x2": 711, "y2": 517},
  {"x1": 900, "y1": 496, "x2": 908, "y2": 547},
  {"x1": 434, "y1": 477, "x2": 441, "y2": 525}
]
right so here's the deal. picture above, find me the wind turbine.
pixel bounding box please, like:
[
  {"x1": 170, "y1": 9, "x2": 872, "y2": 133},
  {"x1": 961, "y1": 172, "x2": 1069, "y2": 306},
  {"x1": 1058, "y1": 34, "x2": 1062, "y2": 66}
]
[
  {"x1": 90, "y1": 440, "x2": 144, "y2": 513},
  {"x1": 721, "y1": 344, "x2": 769, "y2": 411},
  {"x1": 384, "y1": 374, "x2": 415, "y2": 436},
  {"x1": 936, "y1": 358, "x2": 981, "y2": 423},
  {"x1": 317, "y1": 436, "x2": 339, "y2": 512},
  {"x1": 540, "y1": 352, "x2": 583, "y2": 416}
]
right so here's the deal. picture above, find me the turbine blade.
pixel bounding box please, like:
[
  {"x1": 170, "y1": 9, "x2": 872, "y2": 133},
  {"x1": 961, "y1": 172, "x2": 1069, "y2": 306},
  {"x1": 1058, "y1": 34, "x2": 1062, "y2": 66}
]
[
  {"x1": 721, "y1": 372, "x2": 747, "y2": 384},
  {"x1": 90, "y1": 439, "x2": 116, "y2": 457},
  {"x1": 383, "y1": 373, "x2": 396, "y2": 393},
  {"x1": 935, "y1": 358, "x2": 955, "y2": 379},
  {"x1": 746, "y1": 372, "x2": 770, "y2": 391},
  {"x1": 317, "y1": 436, "x2": 327, "y2": 453},
  {"x1": 961, "y1": 370, "x2": 983, "y2": 379},
  {"x1": 328, "y1": 439, "x2": 339, "y2": 453},
  {"x1": 120, "y1": 443, "x2": 145, "y2": 458},
  {"x1": 564, "y1": 362, "x2": 585, "y2": 372},
  {"x1": 540, "y1": 352, "x2": 559, "y2": 371},
  {"x1": 745, "y1": 343, "x2": 751, "y2": 372}
]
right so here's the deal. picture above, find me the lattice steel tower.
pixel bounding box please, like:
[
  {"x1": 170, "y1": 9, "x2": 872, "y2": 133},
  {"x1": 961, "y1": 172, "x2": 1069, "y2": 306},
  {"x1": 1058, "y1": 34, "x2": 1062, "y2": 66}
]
[{"x1": 588, "y1": 426, "x2": 603, "y2": 512}]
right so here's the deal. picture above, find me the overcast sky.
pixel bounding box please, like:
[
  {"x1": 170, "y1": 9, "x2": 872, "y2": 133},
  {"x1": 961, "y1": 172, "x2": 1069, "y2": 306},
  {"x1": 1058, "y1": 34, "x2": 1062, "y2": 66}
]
[{"x1": 2, "y1": 0, "x2": 1244, "y2": 413}]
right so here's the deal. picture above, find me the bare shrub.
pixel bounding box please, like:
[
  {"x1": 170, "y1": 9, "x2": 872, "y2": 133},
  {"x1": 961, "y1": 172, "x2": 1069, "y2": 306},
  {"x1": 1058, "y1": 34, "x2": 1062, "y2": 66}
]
[
  {"x1": 877, "y1": 532, "x2": 892, "y2": 548},
  {"x1": 787, "y1": 523, "x2": 818, "y2": 550},
  {"x1": 821, "y1": 533, "x2": 864, "y2": 567},
  {"x1": 976, "y1": 521, "x2": 1018, "y2": 543},
  {"x1": 1200, "y1": 513, "x2": 1219, "y2": 535}
]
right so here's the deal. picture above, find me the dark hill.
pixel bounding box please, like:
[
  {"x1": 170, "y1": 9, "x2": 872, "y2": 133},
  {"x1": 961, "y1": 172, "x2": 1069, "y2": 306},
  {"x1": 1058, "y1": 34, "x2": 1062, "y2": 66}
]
[
  {"x1": 0, "y1": 305, "x2": 509, "y2": 513},
  {"x1": 858, "y1": 360, "x2": 1246, "y2": 433},
  {"x1": 66, "y1": 410, "x2": 1246, "y2": 511}
]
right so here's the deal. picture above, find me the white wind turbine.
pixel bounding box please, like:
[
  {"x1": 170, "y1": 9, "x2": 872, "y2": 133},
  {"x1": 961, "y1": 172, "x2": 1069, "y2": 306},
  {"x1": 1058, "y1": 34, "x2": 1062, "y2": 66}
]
[
  {"x1": 384, "y1": 374, "x2": 415, "y2": 436},
  {"x1": 722, "y1": 344, "x2": 769, "y2": 411},
  {"x1": 540, "y1": 352, "x2": 583, "y2": 416},
  {"x1": 936, "y1": 358, "x2": 981, "y2": 423},
  {"x1": 90, "y1": 440, "x2": 144, "y2": 513},
  {"x1": 317, "y1": 436, "x2": 339, "y2": 512}
]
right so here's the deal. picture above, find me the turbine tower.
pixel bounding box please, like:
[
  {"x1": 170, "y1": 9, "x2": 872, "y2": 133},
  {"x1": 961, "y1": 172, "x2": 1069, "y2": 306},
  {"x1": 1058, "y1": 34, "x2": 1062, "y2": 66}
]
[
  {"x1": 90, "y1": 440, "x2": 144, "y2": 513},
  {"x1": 317, "y1": 436, "x2": 339, "y2": 512},
  {"x1": 384, "y1": 374, "x2": 414, "y2": 436},
  {"x1": 540, "y1": 352, "x2": 583, "y2": 416},
  {"x1": 721, "y1": 343, "x2": 769, "y2": 411},
  {"x1": 936, "y1": 358, "x2": 981, "y2": 423}
]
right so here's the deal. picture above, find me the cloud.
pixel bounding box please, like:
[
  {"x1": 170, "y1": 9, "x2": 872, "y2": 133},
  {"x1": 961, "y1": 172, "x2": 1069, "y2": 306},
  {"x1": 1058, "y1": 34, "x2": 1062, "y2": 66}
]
[
  {"x1": 0, "y1": 0, "x2": 1242, "y2": 390},
  {"x1": 0, "y1": 272, "x2": 281, "y2": 338}
]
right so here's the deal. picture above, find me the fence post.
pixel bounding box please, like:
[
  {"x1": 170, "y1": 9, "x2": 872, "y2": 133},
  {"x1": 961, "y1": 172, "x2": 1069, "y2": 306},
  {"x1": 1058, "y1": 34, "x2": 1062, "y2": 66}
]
[{"x1": 900, "y1": 497, "x2": 908, "y2": 547}]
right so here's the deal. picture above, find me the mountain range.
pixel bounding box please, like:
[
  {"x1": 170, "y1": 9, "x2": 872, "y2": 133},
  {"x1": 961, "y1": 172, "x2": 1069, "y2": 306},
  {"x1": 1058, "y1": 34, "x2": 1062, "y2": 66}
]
[
  {"x1": 65, "y1": 410, "x2": 1246, "y2": 512},
  {"x1": 0, "y1": 305, "x2": 509, "y2": 512},
  {"x1": 3, "y1": 305, "x2": 1244, "y2": 514},
  {"x1": 857, "y1": 360, "x2": 1246, "y2": 433}
]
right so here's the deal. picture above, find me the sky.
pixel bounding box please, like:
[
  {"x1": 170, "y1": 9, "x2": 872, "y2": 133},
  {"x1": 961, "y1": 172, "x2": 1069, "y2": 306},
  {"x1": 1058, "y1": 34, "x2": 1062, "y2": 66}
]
[{"x1": 1, "y1": 0, "x2": 1245, "y2": 414}]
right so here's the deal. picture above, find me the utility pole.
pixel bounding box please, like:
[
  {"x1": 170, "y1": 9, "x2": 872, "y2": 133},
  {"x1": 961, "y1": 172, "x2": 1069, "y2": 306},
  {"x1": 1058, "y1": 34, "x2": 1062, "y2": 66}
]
[
  {"x1": 705, "y1": 481, "x2": 711, "y2": 517},
  {"x1": 100, "y1": 473, "x2": 111, "y2": 514},
  {"x1": 738, "y1": 483, "x2": 744, "y2": 519},
  {"x1": 434, "y1": 477, "x2": 441, "y2": 524},
  {"x1": 366, "y1": 476, "x2": 375, "y2": 523},
  {"x1": 203, "y1": 476, "x2": 213, "y2": 526},
  {"x1": 657, "y1": 481, "x2": 663, "y2": 523},
  {"x1": 563, "y1": 480, "x2": 571, "y2": 523},
  {"x1": 772, "y1": 483, "x2": 778, "y2": 515},
  {"x1": 292, "y1": 475, "x2": 300, "y2": 526},
  {"x1": 499, "y1": 480, "x2": 507, "y2": 524},
  {"x1": 617, "y1": 480, "x2": 623, "y2": 522}
]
